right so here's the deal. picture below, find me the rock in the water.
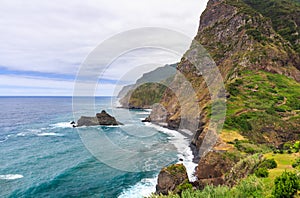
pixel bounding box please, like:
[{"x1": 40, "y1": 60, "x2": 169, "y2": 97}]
[
  {"x1": 77, "y1": 110, "x2": 122, "y2": 127},
  {"x1": 141, "y1": 116, "x2": 151, "y2": 122},
  {"x1": 156, "y1": 164, "x2": 189, "y2": 195}
]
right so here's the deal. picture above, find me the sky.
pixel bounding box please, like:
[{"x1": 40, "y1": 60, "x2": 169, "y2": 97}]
[{"x1": 0, "y1": 0, "x2": 208, "y2": 96}]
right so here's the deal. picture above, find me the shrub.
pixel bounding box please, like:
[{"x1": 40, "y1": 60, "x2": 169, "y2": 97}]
[
  {"x1": 258, "y1": 159, "x2": 277, "y2": 169},
  {"x1": 292, "y1": 158, "x2": 300, "y2": 168},
  {"x1": 293, "y1": 141, "x2": 300, "y2": 152},
  {"x1": 234, "y1": 175, "x2": 264, "y2": 197},
  {"x1": 175, "y1": 180, "x2": 193, "y2": 194},
  {"x1": 272, "y1": 171, "x2": 300, "y2": 198},
  {"x1": 254, "y1": 167, "x2": 269, "y2": 178}
]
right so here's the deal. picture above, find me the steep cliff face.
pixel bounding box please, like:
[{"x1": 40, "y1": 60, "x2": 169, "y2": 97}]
[
  {"x1": 152, "y1": 0, "x2": 300, "y2": 151},
  {"x1": 120, "y1": 0, "x2": 300, "y2": 190}
]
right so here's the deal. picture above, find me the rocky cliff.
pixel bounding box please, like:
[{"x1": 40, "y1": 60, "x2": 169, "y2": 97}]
[
  {"x1": 119, "y1": 0, "x2": 300, "y2": 193},
  {"x1": 151, "y1": 0, "x2": 300, "y2": 151}
]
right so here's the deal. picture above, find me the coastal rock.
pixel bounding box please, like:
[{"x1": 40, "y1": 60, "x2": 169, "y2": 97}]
[
  {"x1": 77, "y1": 110, "x2": 122, "y2": 127},
  {"x1": 156, "y1": 164, "x2": 189, "y2": 195},
  {"x1": 149, "y1": 103, "x2": 168, "y2": 124},
  {"x1": 196, "y1": 151, "x2": 234, "y2": 187}
]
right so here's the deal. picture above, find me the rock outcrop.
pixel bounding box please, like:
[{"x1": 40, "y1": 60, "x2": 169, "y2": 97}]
[
  {"x1": 196, "y1": 151, "x2": 235, "y2": 187},
  {"x1": 77, "y1": 110, "x2": 122, "y2": 127},
  {"x1": 156, "y1": 164, "x2": 189, "y2": 195}
]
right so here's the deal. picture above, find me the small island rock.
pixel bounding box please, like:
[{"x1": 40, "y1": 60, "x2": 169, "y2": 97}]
[
  {"x1": 77, "y1": 110, "x2": 122, "y2": 127},
  {"x1": 156, "y1": 164, "x2": 189, "y2": 195}
]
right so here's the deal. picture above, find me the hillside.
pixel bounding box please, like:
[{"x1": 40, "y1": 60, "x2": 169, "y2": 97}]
[
  {"x1": 119, "y1": 0, "x2": 300, "y2": 196},
  {"x1": 118, "y1": 64, "x2": 176, "y2": 108}
]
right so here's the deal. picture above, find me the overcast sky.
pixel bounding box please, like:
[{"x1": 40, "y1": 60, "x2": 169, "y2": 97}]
[{"x1": 0, "y1": 0, "x2": 208, "y2": 96}]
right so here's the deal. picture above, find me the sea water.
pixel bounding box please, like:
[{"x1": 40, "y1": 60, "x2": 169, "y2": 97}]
[{"x1": 0, "y1": 97, "x2": 196, "y2": 198}]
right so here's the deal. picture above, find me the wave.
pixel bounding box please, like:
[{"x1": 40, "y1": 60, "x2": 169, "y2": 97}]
[
  {"x1": 144, "y1": 122, "x2": 197, "y2": 181},
  {"x1": 0, "y1": 174, "x2": 23, "y2": 180},
  {"x1": 17, "y1": 132, "x2": 31, "y2": 137},
  {"x1": 19, "y1": 157, "x2": 95, "y2": 196},
  {"x1": 37, "y1": 132, "x2": 64, "y2": 137},
  {"x1": 118, "y1": 176, "x2": 158, "y2": 198},
  {"x1": 136, "y1": 112, "x2": 151, "y2": 115},
  {"x1": 50, "y1": 122, "x2": 73, "y2": 128},
  {"x1": 0, "y1": 137, "x2": 8, "y2": 143}
]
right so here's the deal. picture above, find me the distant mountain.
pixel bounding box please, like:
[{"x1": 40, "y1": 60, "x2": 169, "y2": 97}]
[{"x1": 117, "y1": 64, "x2": 176, "y2": 108}]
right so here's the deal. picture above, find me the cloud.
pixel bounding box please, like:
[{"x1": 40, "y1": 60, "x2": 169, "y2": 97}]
[{"x1": 0, "y1": 0, "x2": 209, "y2": 95}]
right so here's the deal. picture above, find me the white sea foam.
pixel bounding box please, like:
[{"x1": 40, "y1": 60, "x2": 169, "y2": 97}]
[
  {"x1": 50, "y1": 122, "x2": 73, "y2": 128},
  {"x1": 136, "y1": 112, "x2": 151, "y2": 115},
  {"x1": 0, "y1": 174, "x2": 24, "y2": 180},
  {"x1": 37, "y1": 132, "x2": 64, "y2": 137},
  {"x1": 115, "y1": 100, "x2": 122, "y2": 108},
  {"x1": 144, "y1": 122, "x2": 197, "y2": 181},
  {"x1": 17, "y1": 132, "x2": 28, "y2": 137},
  {"x1": 0, "y1": 137, "x2": 8, "y2": 143},
  {"x1": 118, "y1": 176, "x2": 158, "y2": 198},
  {"x1": 17, "y1": 129, "x2": 41, "y2": 137},
  {"x1": 119, "y1": 123, "x2": 198, "y2": 198}
]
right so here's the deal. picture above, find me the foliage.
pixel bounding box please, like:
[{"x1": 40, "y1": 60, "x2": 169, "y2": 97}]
[
  {"x1": 128, "y1": 83, "x2": 167, "y2": 108},
  {"x1": 254, "y1": 167, "x2": 269, "y2": 177},
  {"x1": 231, "y1": 139, "x2": 266, "y2": 154},
  {"x1": 272, "y1": 171, "x2": 300, "y2": 198},
  {"x1": 246, "y1": 29, "x2": 267, "y2": 41},
  {"x1": 292, "y1": 158, "x2": 300, "y2": 168},
  {"x1": 175, "y1": 180, "x2": 193, "y2": 193},
  {"x1": 258, "y1": 158, "x2": 277, "y2": 169},
  {"x1": 243, "y1": 0, "x2": 300, "y2": 53},
  {"x1": 151, "y1": 175, "x2": 264, "y2": 198},
  {"x1": 165, "y1": 164, "x2": 186, "y2": 175},
  {"x1": 224, "y1": 70, "x2": 300, "y2": 143}
]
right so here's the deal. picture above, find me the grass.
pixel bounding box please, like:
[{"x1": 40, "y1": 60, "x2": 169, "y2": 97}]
[
  {"x1": 224, "y1": 70, "x2": 300, "y2": 143},
  {"x1": 150, "y1": 175, "x2": 265, "y2": 198},
  {"x1": 151, "y1": 153, "x2": 300, "y2": 198},
  {"x1": 260, "y1": 153, "x2": 300, "y2": 195}
]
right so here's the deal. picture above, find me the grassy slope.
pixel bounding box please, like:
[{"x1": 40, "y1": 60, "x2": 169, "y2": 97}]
[
  {"x1": 152, "y1": 153, "x2": 299, "y2": 198},
  {"x1": 223, "y1": 70, "x2": 300, "y2": 144},
  {"x1": 262, "y1": 153, "x2": 300, "y2": 196},
  {"x1": 243, "y1": 0, "x2": 300, "y2": 53}
]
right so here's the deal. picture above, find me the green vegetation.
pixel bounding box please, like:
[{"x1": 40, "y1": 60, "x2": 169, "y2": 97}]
[
  {"x1": 272, "y1": 171, "x2": 300, "y2": 198},
  {"x1": 292, "y1": 158, "x2": 300, "y2": 168},
  {"x1": 258, "y1": 158, "x2": 277, "y2": 169},
  {"x1": 255, "y1": 167, "x2": 269, "y2": 178},
  {"x1": 127, "y1": 83, "x2": 167, "y2": 108},
  {"x1": 174, "y1": 179, "x2": 193, "y2": 194},
  {"x1": 150, "y1": 175, "x2": 264, "y2": 198},
  {"x1": 152, "y1": 154, "x2": 300, "y2": 198},
  {"x1": 243, "y1": 0, "x2": 300, "y2": 53},
  {"x1": 230, "y1": 139, "x2": 269, "y2": 154},
  {"x1": 224, "y1": 70, "x2": 300, "y2": 143},
  {"x1": 246, "y1": 29, "x2": 267, "y2": 42},
  {"x1": 165, "y1": 164, "x2": 186, "y2": 175}
]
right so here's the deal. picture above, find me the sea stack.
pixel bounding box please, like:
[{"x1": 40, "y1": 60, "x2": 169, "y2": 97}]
[{"x1": 77, "y1": 110, "x2": 122, "y2": 127}]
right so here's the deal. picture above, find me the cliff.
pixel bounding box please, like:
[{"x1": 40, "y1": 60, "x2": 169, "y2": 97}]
[
  {"x1": 118, "y1": 64, "x2": 176, "y2": 109},
  {"x1": 151, "y1": 0, "x2": 300, "y2": 150},
  {"x1": 119, "y1": 0, "x2": 300, "y2": 194}
]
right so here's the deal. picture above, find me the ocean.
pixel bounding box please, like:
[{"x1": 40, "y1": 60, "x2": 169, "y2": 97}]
[{"x1": 0, "y1": 97, "x2": 196, "y2": 198}]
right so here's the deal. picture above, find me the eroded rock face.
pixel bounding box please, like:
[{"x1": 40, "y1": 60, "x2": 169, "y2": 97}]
[
  {"x1": 77, "y1": 110, "x2": 122, "y2": 127},
  {"x1": 149, "y1": 104, "x2": 168, "y2": 124},
  {"x1": 196, "y1": 151, "x2": 234, "y2": 187},
  {"x1": 156, "y1": 164, "x2": 189, "y2": 195}
]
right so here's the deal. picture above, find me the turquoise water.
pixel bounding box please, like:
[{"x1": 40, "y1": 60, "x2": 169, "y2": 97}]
[{"x1": 0, "y1": 97, "x2": 195, "y2": 197}]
